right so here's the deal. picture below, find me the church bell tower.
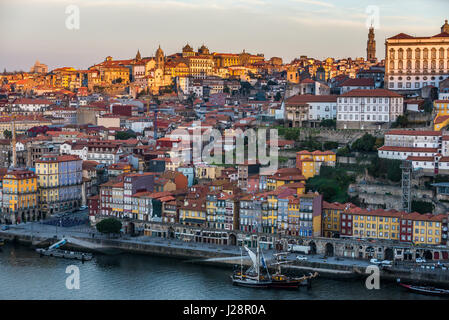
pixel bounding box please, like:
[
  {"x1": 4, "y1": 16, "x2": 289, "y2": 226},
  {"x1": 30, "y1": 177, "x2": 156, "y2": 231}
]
[{"x1": 366, "y1": 26, "x2": 376, "y2": 62}]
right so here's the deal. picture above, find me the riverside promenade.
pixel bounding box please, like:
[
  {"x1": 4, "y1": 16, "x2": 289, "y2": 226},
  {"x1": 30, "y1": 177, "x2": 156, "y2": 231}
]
[{"x1": 4, "y1": 219, "x2": 449, "y2": 287}]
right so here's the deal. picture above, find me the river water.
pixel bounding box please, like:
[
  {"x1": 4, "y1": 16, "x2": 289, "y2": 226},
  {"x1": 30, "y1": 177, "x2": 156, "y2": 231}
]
[{"x1": 0, "y1": 243, "x2": 442, "y2": 300}]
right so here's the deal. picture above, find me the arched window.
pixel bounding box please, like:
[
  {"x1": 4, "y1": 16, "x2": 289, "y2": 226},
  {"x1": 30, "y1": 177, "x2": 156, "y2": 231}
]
[
  {"x1": 423, "y1": 59, "x2": 428, "y2": 70},
  {"x1": 423, "y1": 48, "x2": 429, "y2": 59},
  {"x1": 415, "y1": 48, "x2": 421, "y2": 59},
  {"x1": 431, "y1": 48, "x2": 437, "y2": 59},
  {"x1": 439, "y1": 48, "x2": 445, "y2": 59},
  {"x1": 439, "y1": 60, "x2": 444, "y2": 70},
  {"x1": 431, "y1": 60, "x2": 436, "y2": 70},
  {"x1": 389, "y1": 49, "x2": 395, "y2": 60},
  {"x1": 389, "y1": 60, "x2": 394, "y2": 70},
  {"x1": 415, "y1": 60, "x2": 420, "y2": 70},
  {"x1": 407, "y1": 60, "x2": 412, "y2": 70},
  {"x1": 407, "y1": 48, "x2": 412, "y2": 59},
  {"x1": 398, "y1": 60, "x2": 403, "y2": 70},
  {"x1": 398, "y1": 49, "x2": 404, "y2": 59}
]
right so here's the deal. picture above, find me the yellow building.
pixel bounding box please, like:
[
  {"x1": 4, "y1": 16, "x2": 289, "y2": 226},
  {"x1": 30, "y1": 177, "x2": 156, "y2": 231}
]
[
  {"x1": 179, "y1": 199, "x2": 207, "y2": 226},
  {"x1": 267, "y1": 168, "x2": 305, "y2": 191},
  {"x1": 287, "y1": 196, "x2": 300, "y2": 236},
  {"x1": 434, "y1": 100, "x2": 449, "y2": 116},
  {"x1": 1, "y1": 169, "x2": 38, "y2": 224},
  {"x1": 165, "y1": 61, "x2": 189, "y2": 78},
  {"x1": 286, "y1": 66, "x2": 299, "y2": 84},
  {"x1": 433, "y1": 114, "x2": 449, "y2": 131},
  {"x1": 349, "y1": 208, "x2": 402, "y2": 241},
  {"x1": 296, "y1": 150, "x2": 336, "y2": 179},
  {"x1": 322, "y1": 201, "x2": 351, "y2": 238},
  {"x1": 51, "y1": 67, "x2": 80, "y2": 89},
  {"x1": 283, "y1": 182, "x2": 306, "y2": 196},
  {"x1": 410, "y1": 212, "x2": 445, "y2": 246},
  {"x1": 194, "y1": 164, "x2": 223, "y2": 180},
  {"x1": 263, "y1": 192, "x2": 278, "y2": 234}
]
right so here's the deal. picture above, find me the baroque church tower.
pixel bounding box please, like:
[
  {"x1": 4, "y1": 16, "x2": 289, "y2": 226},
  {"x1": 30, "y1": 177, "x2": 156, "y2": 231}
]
[
  {"x1": 366, "y1": 26, "x2": 376, "y2": 61},
  {"x1": 155, "y1": 45, "x2": 165, "y2": 70}
]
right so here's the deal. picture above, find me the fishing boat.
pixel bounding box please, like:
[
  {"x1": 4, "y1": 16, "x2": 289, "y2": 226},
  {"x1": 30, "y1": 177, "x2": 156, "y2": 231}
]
[{"x1": 397, "y1": 279, "x2": 449, "y2": 297}]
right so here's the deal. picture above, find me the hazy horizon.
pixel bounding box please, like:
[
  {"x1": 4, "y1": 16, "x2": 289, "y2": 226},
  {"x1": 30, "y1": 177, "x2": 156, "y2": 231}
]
[{"x1": 0, "y1": 0, "x2": 448, "y2": 71}]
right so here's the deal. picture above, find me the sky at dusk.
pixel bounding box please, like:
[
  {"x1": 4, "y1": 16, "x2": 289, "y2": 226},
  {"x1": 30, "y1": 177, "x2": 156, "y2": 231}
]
[{"x1": 0, "y1": 0, "x2": 448, "y2": 71}]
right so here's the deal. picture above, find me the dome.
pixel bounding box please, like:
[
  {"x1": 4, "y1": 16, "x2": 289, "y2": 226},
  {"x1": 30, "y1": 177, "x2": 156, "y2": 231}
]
[
  {"x1": 182, "y1": 43, "x2": 193, "y2": 52},
  {"x1": 442, "y1": 19, "x2": 449, "y2": 33},
  {"x1": 198, "y1": 44, "x2": 209, "y2": 55}
]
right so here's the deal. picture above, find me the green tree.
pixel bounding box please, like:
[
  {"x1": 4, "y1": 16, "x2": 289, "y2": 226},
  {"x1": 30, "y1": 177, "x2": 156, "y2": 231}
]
[
  {"x1": 323, "y1": 141, "x2": 339, "y2": 150},
  {"x1": 3, "y1": 129, "x2": 12, "y2": 139},
  {"x1": 411, "y1": 200, "x2": 434, "y2": 214},
  {"x1": 284, "y1": 128, "x2": 300, "y2": 141},
  {"x1": 392, "y1": 115, "x2": 409, "y2": 128},
  {"x1": 240, "y1": 81, "x2": 253, "y2": 95},
  {"x1": 320, "y1": 119, "x2": 336, "y2": 128},
  {"x1": 96, "y1": 218, "x2": 122, "y2": 235},
  {"x1": 422, "y1": 100, "x2": 433, "y2": 113},
  {"x1": 351, "y1": 133, "x2": 376, "y2": 152},
  {"x1": 367, "y1": 156, "x2": 402, "y2": 182},
  {"x1": 115, "y1": 130, "x2": 136, "y2": 140},
  {"x1": 336, "y1": 146, "x2": 350, "y2": 156}
]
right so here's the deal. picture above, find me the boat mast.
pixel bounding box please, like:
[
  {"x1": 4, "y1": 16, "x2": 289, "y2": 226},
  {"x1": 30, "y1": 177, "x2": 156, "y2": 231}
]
[
  {"x1": 240, "y1": 247, "x2": 243, "y2": 277},
  {"x1": 256, "y1": 236, "x2": 260, "y2": 280}
]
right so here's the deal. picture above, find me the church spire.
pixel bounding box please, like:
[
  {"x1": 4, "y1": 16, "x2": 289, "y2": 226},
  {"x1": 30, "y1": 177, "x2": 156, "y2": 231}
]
[{"x1": 135, "y1": 49, "x2": 141, "y2": 61}]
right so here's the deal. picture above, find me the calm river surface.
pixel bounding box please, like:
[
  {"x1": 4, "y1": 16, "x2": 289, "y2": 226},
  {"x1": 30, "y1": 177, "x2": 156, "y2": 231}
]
[{"x1": 0, "y1": 243, "x2": 442, "y2": 300}]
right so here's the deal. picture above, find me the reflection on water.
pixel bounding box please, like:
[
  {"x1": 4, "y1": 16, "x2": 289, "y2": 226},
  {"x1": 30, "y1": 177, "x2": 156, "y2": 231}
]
[{"x1": 0, "y1": 243, "x2": 442, "y2": 300}]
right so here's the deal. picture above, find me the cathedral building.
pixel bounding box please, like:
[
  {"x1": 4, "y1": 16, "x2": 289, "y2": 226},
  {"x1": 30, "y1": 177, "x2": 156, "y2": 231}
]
[{"x1": 385, "y1": 20, "x2": 449, "y2": 92}]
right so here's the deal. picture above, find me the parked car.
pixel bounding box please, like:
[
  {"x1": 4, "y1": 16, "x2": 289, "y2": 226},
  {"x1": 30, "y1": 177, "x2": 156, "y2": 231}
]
[
  {"x1": 1, "y1": 225, "x2": 9, "y2": 231},
  {"x1": 296, "y1": 255, "x2": 308, "y2": 261},
  {"x1": 416, "y1": 258, "x2": 426, "y2": 263}
]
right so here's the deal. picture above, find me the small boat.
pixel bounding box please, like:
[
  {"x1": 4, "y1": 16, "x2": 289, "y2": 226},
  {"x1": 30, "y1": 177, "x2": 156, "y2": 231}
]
[
  {"x1": 397, "y1": 279, "x2": 449, "y2": 297},
  {"x1": 0, "y1": 239, "x2": 4, "y2": 246},
  {"x1": 36, "y1": 248, "x2": 93, "y2": 261},
  {"x1": 35, "y1": 238, "x2": 92, "y2": 261}
]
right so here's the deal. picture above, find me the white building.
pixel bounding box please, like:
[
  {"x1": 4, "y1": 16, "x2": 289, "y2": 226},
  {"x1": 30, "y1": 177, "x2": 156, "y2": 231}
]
[
  {"x1": 60, "y1": 142, "x2": 88, "y2": 161},
  {"x1": 336, "y1": 89, "x2": 404, "y2": 129},
  {"x1": 11, "y1": 98, "x2": 51, "y2": 114},
  {"x1": 378, "y1": 129, "x2": 449, "y2": 173},
  {"x1": 385, "y1": 20, "x2": 449, "y2": 91},
  {"x1": 285, "y1": 94, "x2": 337, "y2": 127}
]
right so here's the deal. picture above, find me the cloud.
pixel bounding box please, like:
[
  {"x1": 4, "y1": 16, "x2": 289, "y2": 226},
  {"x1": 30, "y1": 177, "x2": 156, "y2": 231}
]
[{"x1": 289, "y1": 0, "x2": 335, "y2": 8}]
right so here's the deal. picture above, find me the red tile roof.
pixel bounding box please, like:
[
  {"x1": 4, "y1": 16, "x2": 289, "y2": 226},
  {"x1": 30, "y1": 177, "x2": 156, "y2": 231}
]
[
  {"x1": 386, "y1": 130, "x2": 441, "y2": 137},
  {"x1": 340, "y1": 78, "x2": 374, "y2": 87},
  {"x1": 286, "y1": 94, "x2": 338, "y2": 104},
  {"x1": 378, "y1": 146, "x2": 437, "y2": 153},
  {"x1": 340, "y1": 89, "x2": 402, "y2": 98}
]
